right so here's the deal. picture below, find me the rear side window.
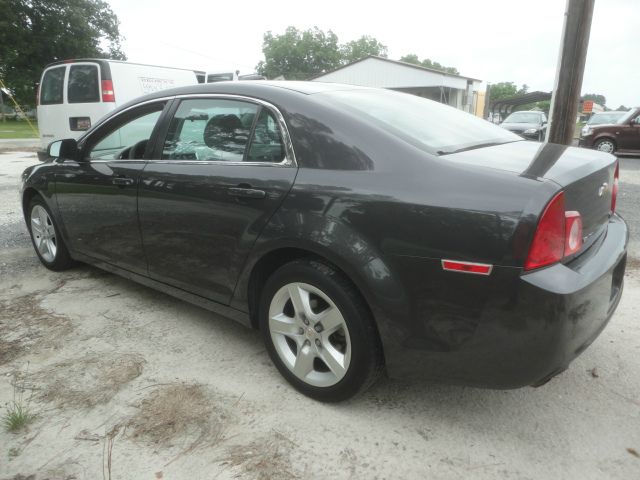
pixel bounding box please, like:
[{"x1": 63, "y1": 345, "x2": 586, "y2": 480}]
[
  {"x1": 162, "y1": 98, "x2": 258, "y2": 161},
  {"x1": 40, "y1": 67, "x2": 65, "y2": 105},
  {"x1": 68, "y1": 64, "x2": 100, "y2": 103},
  {"x1": 247, "y1": 109, "x2": 285, "y2": 163}
]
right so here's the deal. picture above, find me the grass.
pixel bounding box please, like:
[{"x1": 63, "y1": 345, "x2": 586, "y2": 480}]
[
  {"x1": 0, "y1": 120, "x2": 39, "y2": 139},
  {"x1": 2, "y1": 402, "x2": 34, "y2": 433},
  {"x1": 2, "y1": 372, "x2": 35, "y2": 433}
]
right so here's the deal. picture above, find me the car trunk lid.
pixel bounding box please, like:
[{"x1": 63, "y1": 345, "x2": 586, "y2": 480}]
[{"x1": 445, "y1": 141, "x2": 617, "y2": 249}]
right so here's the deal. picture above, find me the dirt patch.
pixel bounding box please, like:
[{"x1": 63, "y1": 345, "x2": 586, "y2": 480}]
[
  {"x1": 626, "y1": 256, "x2": 640, "y2": 272},
  {"x1": 0, "y1": 291, "x2": 73, "y2": 365},
  {"x1": 221, "y1": 431, "x2": 299, "y2": 480},
  {"x1": 127, "y1": 383, "x2": 229, "y2": 456},
  {"x1": 30, "y1": 353, "x2": 145, "y2": 408}
]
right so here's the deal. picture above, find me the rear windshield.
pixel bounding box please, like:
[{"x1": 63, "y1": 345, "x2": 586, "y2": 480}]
[
  {"x1": 68, "y1": 64, "x2": 100, "y2": 103},
  {"x1": 40, "y1": 67, "x2": 65, "y2": 105},
  {"x1": 207, "y1": 73, "x2": 234, "y2": 83},
  {"x1": 318, "y1": 89, "x2": 520, "y2": 155}
]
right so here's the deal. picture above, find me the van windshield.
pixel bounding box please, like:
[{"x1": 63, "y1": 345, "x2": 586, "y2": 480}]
[{"x1": 317, "y1": 88, "x2": 520, "y2": 155}]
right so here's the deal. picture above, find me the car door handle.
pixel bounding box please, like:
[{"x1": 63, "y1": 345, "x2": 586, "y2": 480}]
[
  {"x1": 228, "y1": 187, "x2": 266, "y2": 199},
  {"x1": 112, "y1": 177, "x2": 135, "y2": 186}
]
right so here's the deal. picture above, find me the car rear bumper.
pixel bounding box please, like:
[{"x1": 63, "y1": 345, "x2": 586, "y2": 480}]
[{"x1": 383, "y1": 214, "x2": 628, "y2": 388}]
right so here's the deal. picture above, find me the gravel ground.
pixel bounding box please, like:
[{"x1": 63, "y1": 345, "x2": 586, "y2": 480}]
[{"x1": 1, "y1": 150, "x2": 639, "y2": 480}]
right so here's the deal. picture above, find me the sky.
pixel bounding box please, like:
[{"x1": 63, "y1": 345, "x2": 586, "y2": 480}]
[{"x1": 107, "y1": 0, "x2": 639, "y2": 108}]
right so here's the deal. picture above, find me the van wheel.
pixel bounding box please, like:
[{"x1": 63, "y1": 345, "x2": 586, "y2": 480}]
[
  {"x1": 27, "y1": 196, "x2": 75, "y2": 271},
  {"x1": 259, "y1": 259, "x2": 384, "y2": 402},
  {"x1": 595, "y1": 138, "x2": 616, "y2": 154}
]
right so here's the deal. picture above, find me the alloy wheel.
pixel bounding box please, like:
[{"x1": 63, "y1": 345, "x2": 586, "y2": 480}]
[
  {"x1": 268, "y1": 282, "x2": 351, "y2": 387},
  {"x1": 30, "y1": 205, "x2": 57, "y2": 263}
]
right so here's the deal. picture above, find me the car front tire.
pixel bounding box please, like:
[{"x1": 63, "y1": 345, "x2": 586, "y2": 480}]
[
  {"x1": 595, "y1": 138, "x2": 616, "y2": 154},
  {"x1": 27, "y1": 195, "x2": 75, "y2": 271},
  {"x1": 259, "y1": 259, "x2": 384, "y2": 402}
]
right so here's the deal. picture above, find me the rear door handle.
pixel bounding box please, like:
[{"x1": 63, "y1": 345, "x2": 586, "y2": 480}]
[
  {"x1": 112, "y1": 177, "x2": 135, "y2": 186},
  {"x1": 228, "y1": 187, "x2": 266, "y2": 199}
]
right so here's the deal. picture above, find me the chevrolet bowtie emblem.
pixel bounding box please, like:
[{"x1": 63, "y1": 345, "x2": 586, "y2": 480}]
[{"x1": 598, "y1": 182, "x2": 609, "y2": 197}]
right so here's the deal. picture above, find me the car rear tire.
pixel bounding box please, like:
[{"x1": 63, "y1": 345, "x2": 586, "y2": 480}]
[
  {"x1": 27, "y1": 195, "x2": 75, "y2": 271},
  {"x1": 259, "y1": 259, "x2": 384, "y2": 402},
  {"x1": 595, "y1": 138, "x2": 616, "y2": 154}
]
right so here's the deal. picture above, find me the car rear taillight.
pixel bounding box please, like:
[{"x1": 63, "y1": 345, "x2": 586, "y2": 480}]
[
  {"x1": 564, "y1": 211, "x2": 583, "y2": 256},
  {"x1": 102, "y1": 80, "x2": 115, "y2": 102},
  {"x1": 524, "y1": 191, "x2": 584, "y2": 271},
  {"x1": 611, "y1": 162, "x2": 619, "y2": 213}
]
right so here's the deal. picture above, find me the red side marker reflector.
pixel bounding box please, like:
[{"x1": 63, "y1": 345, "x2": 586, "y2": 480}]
[{"x1": 442, "y1": 259, "x2": 493, "y2": 276}]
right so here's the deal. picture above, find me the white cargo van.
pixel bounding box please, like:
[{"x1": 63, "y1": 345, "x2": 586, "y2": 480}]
[{"x1": 37, "y1": 59, "x2": 205, "y2": 157}]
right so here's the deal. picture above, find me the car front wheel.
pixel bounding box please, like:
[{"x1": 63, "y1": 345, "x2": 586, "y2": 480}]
[
  {"x1": 595, "y1": 138, "x2": 616, "y2": 154},
  {"x1": 259, "y1": 259, "x2": 384, "y2": 402},
  {"x1": 27, "y1": 196, "x2": 74, "y2": 271}
]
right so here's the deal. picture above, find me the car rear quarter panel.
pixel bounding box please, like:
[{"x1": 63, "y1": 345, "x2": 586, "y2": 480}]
[{"x1": 232, "y1": 99, "x2": 561, "y2": 375}]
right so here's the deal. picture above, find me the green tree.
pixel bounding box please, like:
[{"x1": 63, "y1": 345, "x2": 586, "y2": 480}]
[
  {"x1": 256, "y1": 27, "x2": 343, "y2": 80},
  {"x1": 488, "y1": 81, "x2": 527, "y2": 101},
  {"x1": 341, "y1": 36, "x2": 387, "y2": 64},
  {"x1": 582, "y1": 93, "x2": 606, "y2": 106},
  {"x1": 399, "y1": 54, "x2": 459, "y2": 75},
  {"x1": 0, "y1": 0, "x2": 125, "y2": 107}
]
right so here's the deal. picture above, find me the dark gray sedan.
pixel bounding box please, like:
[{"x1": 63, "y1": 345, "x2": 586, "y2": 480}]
[
  {"x1": 500, "y1": 110, "x2": 548, "y2": 141},
  {"x1": 21, "y1": 81, "x2": 627, "y2": 401}
]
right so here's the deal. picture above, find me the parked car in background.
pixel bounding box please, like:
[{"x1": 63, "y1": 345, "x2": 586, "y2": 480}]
[
  {"x1": 206, "y1": 71, "x2": 266, "y2": 82},
  {"x1": 499, "y1": 110, "x2": 547, "y2": 141},
  {"x1": 580, "y1": 111, "x2": 626, "y2": 137},
  {"x1": 37, "y1": 59, "x2": 205, "y2": 159},
  {"x1": 22, "y1": 82, "x2": 627, "y2": 401},
  {"x1": 579, "y1": 107, "x2": 640, "y2": 154}
]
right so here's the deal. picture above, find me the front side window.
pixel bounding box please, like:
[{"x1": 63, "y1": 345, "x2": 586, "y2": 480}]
[
  {"x1": 40, "y1": 67, "x2": 65, "y2": 105},
  {"x1": 68, "y1": 64, "x2": 100, "y2": 103},
  {"x1": 86, "y1": 107, "x2": 163, "y2": 160}
]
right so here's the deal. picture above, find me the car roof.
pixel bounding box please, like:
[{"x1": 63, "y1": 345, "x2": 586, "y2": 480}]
[{"x1": 146, "y1": 80, "x2": 369, "y2": 98}]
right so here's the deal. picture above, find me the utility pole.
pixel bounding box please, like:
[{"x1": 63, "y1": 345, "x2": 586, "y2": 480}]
[
  {"x1": 546, "y1": 0, "x2": 595, "y2": 145},
  {"x1": 483, "y1": 83, "x2": 491, "y2": 120},
  {"x1": 0, "y1": 87, "x2": 5, "y2": 123}
]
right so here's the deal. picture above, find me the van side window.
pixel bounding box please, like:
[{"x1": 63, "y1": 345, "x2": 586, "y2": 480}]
[
  {"x1": 40, "y1": 67, "x2": 65, "y2": 105},
  {"x1": 68, "y1": 65, "x2": 100, "y2": 103},
  {"x1": 86, "y1": 108, "x2": 162, "y2": 160},
  {"x1": 162, "y1": 99, "x2": 257, "y2": 161}
]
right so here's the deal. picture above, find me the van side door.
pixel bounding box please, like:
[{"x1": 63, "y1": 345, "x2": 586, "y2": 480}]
[{"x1": 37, "y1": 65, "x2": 68, "y2": 148}]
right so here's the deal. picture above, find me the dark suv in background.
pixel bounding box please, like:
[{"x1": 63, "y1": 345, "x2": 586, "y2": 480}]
[{"x1": 579, "y1": 107, "x2": 640, "y2": 155}]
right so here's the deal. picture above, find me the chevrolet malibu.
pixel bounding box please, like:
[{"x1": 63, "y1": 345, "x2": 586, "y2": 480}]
[{"x1": 21, "y1": 82, "x2": 628, "y2": 402}]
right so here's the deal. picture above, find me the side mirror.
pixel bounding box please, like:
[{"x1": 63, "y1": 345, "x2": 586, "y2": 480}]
[
  {"x1": 542, "y1": 120, "x2": 547, "y2": 126},
  {"x1": 48, "y1": 139, "x2": 79, "y2": 160}
]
